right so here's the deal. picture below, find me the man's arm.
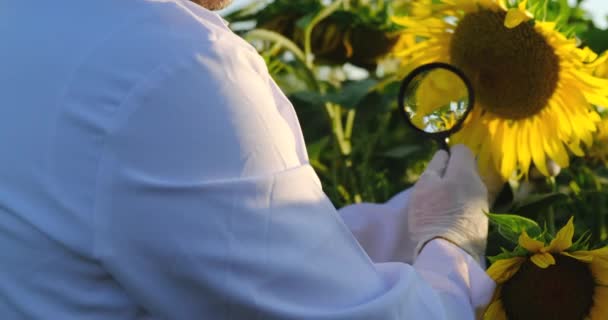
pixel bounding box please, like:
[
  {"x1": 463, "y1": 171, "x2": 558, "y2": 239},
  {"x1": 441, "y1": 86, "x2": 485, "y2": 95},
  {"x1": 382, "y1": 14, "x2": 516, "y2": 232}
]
[{"x1": 93, "y1": 46, "x2": 493, "y2": 318}]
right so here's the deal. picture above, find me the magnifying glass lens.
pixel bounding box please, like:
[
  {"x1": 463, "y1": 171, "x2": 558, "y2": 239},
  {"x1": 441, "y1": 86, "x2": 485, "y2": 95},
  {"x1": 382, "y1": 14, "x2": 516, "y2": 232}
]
[{"x1": 402, "y1": 68, "x2": 471, "y2": 134}]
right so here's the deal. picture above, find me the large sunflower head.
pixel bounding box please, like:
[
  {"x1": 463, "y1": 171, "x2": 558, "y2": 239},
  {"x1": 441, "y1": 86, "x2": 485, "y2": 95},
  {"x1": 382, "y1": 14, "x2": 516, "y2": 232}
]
[
  {"x1": 485, "y1": 217, "x2": 608, "y2": 320},
  {"x1": 393, "y1": 0, "x2": 608, "y2": 179}
]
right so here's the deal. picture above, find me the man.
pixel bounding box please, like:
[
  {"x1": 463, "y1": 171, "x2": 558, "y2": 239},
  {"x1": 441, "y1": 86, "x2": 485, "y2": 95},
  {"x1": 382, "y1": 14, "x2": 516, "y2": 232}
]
[{"x1": 0, "y1": 0, "x2": 495, "y2": 319}]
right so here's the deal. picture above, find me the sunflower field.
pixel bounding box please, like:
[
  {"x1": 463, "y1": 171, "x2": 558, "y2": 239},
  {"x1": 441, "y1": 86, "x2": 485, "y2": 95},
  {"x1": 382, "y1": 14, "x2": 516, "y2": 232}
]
[{"x1": 225, "y1": 0, "x2": 608, "y2": 318}]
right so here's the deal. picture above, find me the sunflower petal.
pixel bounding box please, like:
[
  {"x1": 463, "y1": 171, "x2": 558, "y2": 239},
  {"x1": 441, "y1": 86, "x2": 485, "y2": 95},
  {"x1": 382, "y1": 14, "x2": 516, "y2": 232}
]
[
  {"x1": 563, "y1": 247, "x2": 608, "y2": 285},
  {"x1": 483, "y1": 298, "x2": 508, "y2": 320},
  {"x1": 530, "y1": 252, "x2": 556, "y2": 268},
  {"x1": 500, "y1": 122, "x2": 517, "y2": 179},
  {"x1": 453, "y1": 0, "x2": 478, "y2": 13},
  {"x1": 487, "y1": 257, "x2": 526, "y2": 284},
  {"x1": 561, "y1": 251, "x2": 594, "y2": 263},
  {"x1": 529, "y1": 118, "x2": 549, "y2": 176},
  {"x1": 541, "y1": 111, "x2": 570, "y2": 168},
  {"x1": 591, "y1": 261, "x2": 608, "y2": 286},
  {"x1": 504, "y1": 9, "x2": 529, "y2": 29},
  {"x1": 590, "y1": 286, "x2": 608, "y2": 320},
  {"x1": 504, "y1": 0, "x2": 533, "y2": 29},
  {"x1": 517, "y1": 120, "x2": 532, "y2": 176},
  {"x1": 487, "y1": 118, "x2": 503, "y2": 175},
  {"x1": 588, "y1": 247, "x2": 608, "y2": 269},
  {"x1": 519, "y1": 230, "x2": 545, "y2": 252},
  {"x1": 547, "y1": 217, "x2": 574, "y2": 252}
]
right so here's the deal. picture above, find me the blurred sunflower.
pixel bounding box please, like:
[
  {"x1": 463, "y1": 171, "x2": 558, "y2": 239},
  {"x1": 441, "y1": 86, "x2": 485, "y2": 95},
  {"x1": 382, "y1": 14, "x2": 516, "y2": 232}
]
[
  {"x1": 393, "y1": 0, "x2": 608, "y2": 179},
  {"x1": 485, "y1": 217, "x2": 608, "y2": 320},
  {"x1": 587, "y1": 117, "x2": 608, "y2": 165},
  {"x1": 594, "y1": 54, "x2": 608, "y2": 80},
  {"x1": 248, "y1": 0, "x2": 405, "y2": 70}
]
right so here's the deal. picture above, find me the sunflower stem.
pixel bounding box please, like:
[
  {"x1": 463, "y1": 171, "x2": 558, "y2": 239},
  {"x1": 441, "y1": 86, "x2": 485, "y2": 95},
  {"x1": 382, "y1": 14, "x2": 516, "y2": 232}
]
[
  {"x1": 546, "y1": 177, "x2": 557, "y2": 235},
  {"x1": 547, "y1": 206, "x2": 556, "y2": 236},
  {"x1": 304, "y1": 0, "x2": 343, "y2": 68},
  {"x1": 542, "y1": 0, "x2": 549, "y2": 21},
  {"x1": 595, "y1": 190, "x2": 607, "y2": 243}
]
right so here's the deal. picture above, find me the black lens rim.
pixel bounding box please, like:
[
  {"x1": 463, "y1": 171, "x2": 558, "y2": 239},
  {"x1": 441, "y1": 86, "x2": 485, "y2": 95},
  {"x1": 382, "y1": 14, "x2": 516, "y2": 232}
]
[{"x1": 398, "y1": 62, "x2": 475, "y2": 141}]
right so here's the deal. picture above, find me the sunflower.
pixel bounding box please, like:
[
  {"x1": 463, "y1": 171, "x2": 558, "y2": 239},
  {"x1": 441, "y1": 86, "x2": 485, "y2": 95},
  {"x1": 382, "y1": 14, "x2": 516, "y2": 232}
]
[
  {"x1": 249, "y1": 0, "x2": 405, "y2": 70},
  {"x1": 485, "y1": 217, "x2": 608, "y2": 320},
  {"x1": 587, "y1": 117, "x2": 608, "y2": 165},
  {"x1": 593, "y1": 53, "x2": 608, "y2": 80},
  {"x1": 392, "y1": 0, "x2": 608, "y2": 179}
]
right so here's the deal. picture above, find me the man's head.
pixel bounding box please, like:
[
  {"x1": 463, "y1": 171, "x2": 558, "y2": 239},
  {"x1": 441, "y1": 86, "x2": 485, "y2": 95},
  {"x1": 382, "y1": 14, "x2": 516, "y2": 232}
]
[{"x1": 191, "y1": 0, "x2": 233, "y2": 11}]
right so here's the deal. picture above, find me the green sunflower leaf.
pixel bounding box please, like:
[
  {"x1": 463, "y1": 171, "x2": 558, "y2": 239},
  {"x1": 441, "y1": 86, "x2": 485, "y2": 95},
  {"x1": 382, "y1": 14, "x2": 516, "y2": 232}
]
[
  {"x1": 511, "y1": 192, "x2": 569, "y2": 216},
  {"x1": 488, "y1": 213, "x2": 543, "y2": 244},
  {"x1": 513, "y1": 245, "x2": 529, "y2": 256},
  {"x1": 381, "y1": 145, "x2": 421, "y2": 159},
  {"x1": 488, "y1": 245, "x2": 529, "y2": 264},
  {"x1": 488, "y1": 251, "x2": 516, "y2": 264},
  {"x1": 324, "y1": 79, "x2": 379, "y2": 109},
  {"x1": 289, "y1": 91, "x2": 326, "y2": 108},
  {"x1": 570, "y1": 230, "x2": 592, "y2": 252}
]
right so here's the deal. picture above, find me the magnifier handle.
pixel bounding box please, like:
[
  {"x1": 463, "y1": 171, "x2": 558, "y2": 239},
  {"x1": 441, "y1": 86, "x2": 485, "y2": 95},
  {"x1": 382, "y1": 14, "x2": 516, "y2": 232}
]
[{"x1": 437, "y1": 138, "x2": 450, "y2": 152}]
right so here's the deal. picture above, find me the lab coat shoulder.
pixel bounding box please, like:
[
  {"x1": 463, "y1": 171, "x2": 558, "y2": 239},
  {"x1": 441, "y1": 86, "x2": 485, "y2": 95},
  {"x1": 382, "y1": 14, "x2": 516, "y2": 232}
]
[
  {"x1": 61, "y1": 0, "x2": 264, "y2": 116},
  {"x1": 63, "y1": 1, "x2": 300, "y2": 182}
]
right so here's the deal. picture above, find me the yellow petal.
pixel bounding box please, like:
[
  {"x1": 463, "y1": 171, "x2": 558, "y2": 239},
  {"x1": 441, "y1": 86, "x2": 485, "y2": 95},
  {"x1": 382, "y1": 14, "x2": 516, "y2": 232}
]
[
  {"x1": 519, "y1": 230, "x2": 545, "y2": 252},
  {"x1": 591, "y1": 260, "x2": 608, "y2": 286},
  {"x1": 587, "y1": 248, "x2": 608, "y2": 281},
  {"x1": 487, "y1": 257, "x2": 526, "y2": 284},
  {"x1": 561, "y1": 251, "x2": 594, "y2": 263},
  {"x1": 504, "y1": 5, "x2": 533, "y2": 29},
  {"x1": 500, "y1": 122, "x2": 517, "y2": 179},
  {"x1": 529, "y1": 118, "x2": 549, "y2": 176},
  {"x1": 483, "y1": 298, "x2": 508, "y2": 320},
  {"x1": 415, "y1": 68, "x2": 468, "y2": 120},
  {"x1": 550, "y1": 100, "x2": 572, "y2": 140},
  {"x1": 547, "y1": 217, "x2": 574, "y2": 252},
  {"x1": 458, "y1": 110, "x2": 484, "y2": 153},
  {"x1": 590, "y1": 286, "x2": 608, "y2": 320},
  {"x1": 492, "y1": 120, "x2": 505, "y2": 176},
  {"x1": 479, "y1": 0, "x2": 503, "y2": 11},
  {"x1": 541, "y1": 112, "x2": 570, "y2": 168},
  {"x1": 453, "y1": 0, "x2": 478, "y2": 13},
  {"x1": 530, "y1": 252, "x2": 556, "y2": 268},
  {"x1": 564, "y1": 247, "x2": 608, "y2": 285},
  {"x1": 517, "y1": 119, "x2": 532, "y2": 176},
  {"x1": 518, "y1": 0, "x2": 529, "y2": 10},
  {"x1": 588, "y1": 247, "x2": 608, "y2": 268}
]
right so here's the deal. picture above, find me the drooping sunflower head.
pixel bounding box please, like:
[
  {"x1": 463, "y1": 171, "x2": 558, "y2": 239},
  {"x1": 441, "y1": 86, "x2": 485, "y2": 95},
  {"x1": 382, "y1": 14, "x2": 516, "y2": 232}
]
[
  {"x1": 485, "y1": 217, "x2": 608, "y2": 320},
  {"x1": 587, "y1": 116, "x2": 608, "y2": 165},
  {"x1": 393, "y1": 0, "x2": 608, "y2": 179}
]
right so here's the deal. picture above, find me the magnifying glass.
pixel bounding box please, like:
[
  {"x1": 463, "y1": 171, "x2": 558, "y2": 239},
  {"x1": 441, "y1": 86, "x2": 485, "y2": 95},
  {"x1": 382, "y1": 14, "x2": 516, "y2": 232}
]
[{"x1": 398, "y1": 62, "x2": 475, "y2": 151}]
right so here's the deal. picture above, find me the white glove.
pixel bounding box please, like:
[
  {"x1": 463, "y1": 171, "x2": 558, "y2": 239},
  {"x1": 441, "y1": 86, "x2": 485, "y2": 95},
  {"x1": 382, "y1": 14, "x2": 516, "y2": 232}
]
[{"x1": 408, "y1": 144, "x2": 489, "y2": 264}]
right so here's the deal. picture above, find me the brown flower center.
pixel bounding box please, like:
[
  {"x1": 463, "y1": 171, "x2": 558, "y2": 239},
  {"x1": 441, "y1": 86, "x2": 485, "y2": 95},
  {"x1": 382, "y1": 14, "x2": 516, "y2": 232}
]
[
  {"x1": 450, "y1": 10, "x2": 560, "y2": 119},
  {"x1": 501, "y1": 255, "x2": 595, "y2": 320}
]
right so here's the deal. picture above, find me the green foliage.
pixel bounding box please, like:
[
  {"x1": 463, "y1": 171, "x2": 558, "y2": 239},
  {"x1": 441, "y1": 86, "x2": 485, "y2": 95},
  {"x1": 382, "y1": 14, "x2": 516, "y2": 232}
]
[
  {"x1": 487, "y1": 213, "x2": 594, "y2": 263},
  {"x1": 488, "y1": 213, "x2": 543, "y2": 244}
]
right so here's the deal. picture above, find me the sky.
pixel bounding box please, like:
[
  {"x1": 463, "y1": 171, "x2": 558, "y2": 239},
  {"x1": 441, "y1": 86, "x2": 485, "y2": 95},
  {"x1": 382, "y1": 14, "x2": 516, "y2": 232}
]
[{"x1": 221, "y1": 0, "x2": 608, "y2": 28}]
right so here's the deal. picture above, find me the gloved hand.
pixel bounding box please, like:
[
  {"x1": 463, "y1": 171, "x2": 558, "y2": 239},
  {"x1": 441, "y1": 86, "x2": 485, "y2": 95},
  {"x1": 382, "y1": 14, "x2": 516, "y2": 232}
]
[{"x1": 407, "y1": 144, "x2": 489, "y2": 264}]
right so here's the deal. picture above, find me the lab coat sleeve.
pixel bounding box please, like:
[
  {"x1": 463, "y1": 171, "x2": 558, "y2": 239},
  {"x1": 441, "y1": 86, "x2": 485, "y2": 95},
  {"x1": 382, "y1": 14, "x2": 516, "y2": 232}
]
[
  {"x1": 415, "y1": 239, "x2": 496, "y2": 320},
  {"x1": 338, "y1": 192, "x2": 495, "y2": 318},
  {"x1": 338, "y1": 189, "x2": 417, "y2": 264},
  {"x1": 93, "y1": 47, "x2": 494, "y2": 319}
]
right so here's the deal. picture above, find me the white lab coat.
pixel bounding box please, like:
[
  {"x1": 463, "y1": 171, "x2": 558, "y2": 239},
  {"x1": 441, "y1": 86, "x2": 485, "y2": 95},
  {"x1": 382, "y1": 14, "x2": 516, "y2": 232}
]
[{"x1": 0, "y1": 1, "x2": 494, "y2": 319}]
